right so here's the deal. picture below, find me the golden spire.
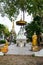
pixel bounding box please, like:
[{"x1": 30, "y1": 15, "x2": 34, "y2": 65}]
[
  {"x1": 11, "y1": 18, "x2": 15, "y2": 34},
  {"x1": 12, "y1": 19, "x2": 14, "y2": 32}
]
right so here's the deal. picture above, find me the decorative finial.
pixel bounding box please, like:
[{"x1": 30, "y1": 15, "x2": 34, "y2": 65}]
[{"x1": 11, "y1": 17, "x2": 14, "y2": 21}]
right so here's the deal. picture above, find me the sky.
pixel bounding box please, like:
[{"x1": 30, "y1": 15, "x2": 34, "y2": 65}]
[{"x1": 0, "y1": 12, "x2": 33, "y2": 34}]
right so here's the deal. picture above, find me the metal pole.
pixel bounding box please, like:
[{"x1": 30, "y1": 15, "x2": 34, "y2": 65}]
[{"x1": 23, "y1": 10, "x2": 25, "y2": 21}]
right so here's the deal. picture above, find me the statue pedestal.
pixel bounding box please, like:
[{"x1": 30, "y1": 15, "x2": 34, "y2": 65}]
[
  {"x1": 16, "y1": 39, "x2": 26, "y2": 47},
  {"x1": 19, "y1": 42, "x2": 24, "y2": 47},
  {"x1": 32, "y1": 46, "x2": 39, "y2": 52}
]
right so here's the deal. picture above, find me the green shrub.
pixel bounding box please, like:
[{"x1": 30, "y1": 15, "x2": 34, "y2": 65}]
[
  {"x1": 0, "y1": 40, "x2": 6, "y2": 44},
  {"x1": 13, "y1": 39, "x2": 16, "y2": 44},
  {"x1": 32, "y1": 54, "x2": 35, "y2": 57}
]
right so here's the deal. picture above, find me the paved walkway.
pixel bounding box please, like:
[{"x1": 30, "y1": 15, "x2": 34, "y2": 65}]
[
  {"x1": 0, "y1": 42, "x2": 43, "y2": 56},
  {"x1": 7, "y1": 42, "x2": 34, "y2": 55},
  {"x1": 7, "y1": 42, "x2": 43, "y2": 56}
]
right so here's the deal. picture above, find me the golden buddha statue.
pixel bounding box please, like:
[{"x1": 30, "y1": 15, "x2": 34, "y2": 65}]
[
  {"x1": 1, "y1": 45, "x2": 8, "y2": 55},
  {"x1": 1, "y1": 40, "x2": 8, "y2": 55},
  {"x1": 32, "y1": 32, "x2": 39, "y2": 51},
  {"x1": 32, "y1": 32, "x2": 37, "y2": 46}
]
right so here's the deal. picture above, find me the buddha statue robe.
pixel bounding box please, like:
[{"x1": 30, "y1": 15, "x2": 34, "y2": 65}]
[{"x1": 32, "y1": 33, "x2": 37, "y2": 46}]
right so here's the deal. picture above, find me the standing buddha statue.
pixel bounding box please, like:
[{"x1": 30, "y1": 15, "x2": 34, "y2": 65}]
[
  {"x1": 32, "y1": 32, "x2": 39, "y2": 51},
  {"x1": 32, "y1": 32, "x2": 37, "y2": 46}
]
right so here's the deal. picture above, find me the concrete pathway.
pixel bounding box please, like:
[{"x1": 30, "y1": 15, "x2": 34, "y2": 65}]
[
  {"x1": 0, "y1": 42, "x2": 43, "y2": 56},
  {"x1": 7, "y1": 42, "x2": 34, "y2": 55},
  {"x1": 7, "y1": 42, "x2": 43, "y2": 56},
  {"x1": 34, "y1": 49, "x2": 43, "y2": 56}
]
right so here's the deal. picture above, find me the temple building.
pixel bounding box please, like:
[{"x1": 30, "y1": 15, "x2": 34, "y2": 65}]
[{"x1": 16, "y1": 19, "x2": 27, "y2": 47}]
